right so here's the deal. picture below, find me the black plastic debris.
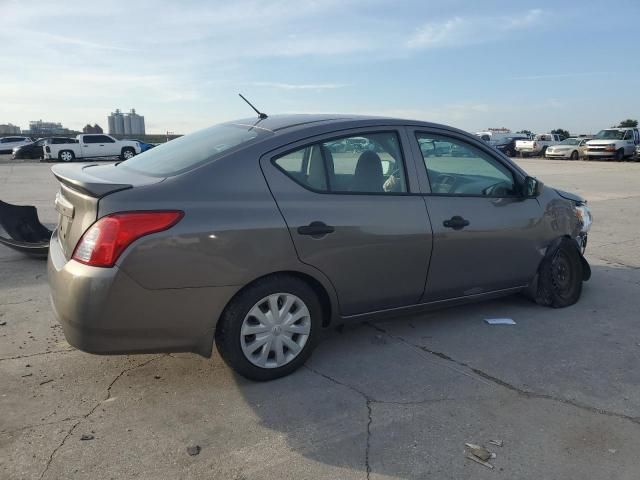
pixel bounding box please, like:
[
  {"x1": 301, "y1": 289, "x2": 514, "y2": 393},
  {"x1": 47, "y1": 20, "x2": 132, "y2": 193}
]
[{"x1": 0, "y1": 200, "x2": 52, "y2": 256}]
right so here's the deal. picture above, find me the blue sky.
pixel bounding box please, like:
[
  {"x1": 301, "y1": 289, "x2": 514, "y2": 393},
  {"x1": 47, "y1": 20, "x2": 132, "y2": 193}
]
[{"x1": 2, "y1": 0, "x2": 639, "y2": 134}]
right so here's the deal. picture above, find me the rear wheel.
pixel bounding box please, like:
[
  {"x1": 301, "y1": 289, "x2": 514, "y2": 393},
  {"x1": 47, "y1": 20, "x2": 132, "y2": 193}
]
[
  {"x1": 570, "y1": 150, "x2": 579, "y2": 160},
  {"x1": 215, "y1": 275, "x2": 322, "y2": 381},
  {"x1": 535, "y1": 239, "x2": 583, "y2": 308},
  {"x1": 58, "y1": 150, "x2": 75, "y2": 162}
]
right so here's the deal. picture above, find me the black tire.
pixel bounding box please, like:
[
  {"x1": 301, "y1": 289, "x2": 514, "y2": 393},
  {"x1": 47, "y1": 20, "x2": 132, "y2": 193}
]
[
  {"x1": 570, "y1": 150, "x2": 579, "y2": 160},
  {"x1": 120, "y1": 147, "x2": 135, "y2": 160},
  {"x1": 215, "y1": 274, "x2": 322, "y2": 381},
  {"x1": 58, "y1": 150, "x2": 75, "y2": 162},
  {"x1": 614, "y1": 149, "x2": 624, "y2": 161},
  {"x1": 535, "y1": 239, "x2": 583, "y2": 308}
]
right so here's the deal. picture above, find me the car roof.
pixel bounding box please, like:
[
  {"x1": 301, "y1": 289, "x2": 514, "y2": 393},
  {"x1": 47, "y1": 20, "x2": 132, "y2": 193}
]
[{"x1": 226, "y1": 114, "x2": 464, "y2": 135}]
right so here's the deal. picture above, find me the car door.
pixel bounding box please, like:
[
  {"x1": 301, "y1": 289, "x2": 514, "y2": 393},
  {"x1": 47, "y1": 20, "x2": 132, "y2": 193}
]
[
  {"x1": 408, "y1": 128, "x2": 544, "y2": 302},
  {"x1": 261, "y1": 128, "x2": 432, "y2": 316},
  {"x1": 80, "y1": 135, "x2": 101, "y2": 157},
  {"x1": 623, "y1": 130, "x2": 635, "y2": 156},
  {"x1": 101, "y1": 135, "x2": 119, "y2": 156}
]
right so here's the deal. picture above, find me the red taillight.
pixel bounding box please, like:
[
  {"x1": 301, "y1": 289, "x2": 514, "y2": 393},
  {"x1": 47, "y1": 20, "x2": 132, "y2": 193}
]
[
  {"x1": 72, "y1": 211, "x2": 183, "y2": 267},
  {"x1": 533, "y1": 141, "x2": 538, "y2": 148}
]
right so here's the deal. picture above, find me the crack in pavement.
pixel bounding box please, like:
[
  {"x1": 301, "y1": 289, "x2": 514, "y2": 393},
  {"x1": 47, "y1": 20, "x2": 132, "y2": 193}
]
[
  {"x1": 0, "y1": 298, "x2": 34, "y2": 306},
  {"x1": 38, "y1": 355, "x2": 164, "y2": 480},
  {"x1": 368, "y1": 323, "x2": 640, "y2": 426},
  {"x1": 304, "y1": 365, "x2": 372, "y2": 480},
  {"x1": 304, "y1": 364, "x2": 468, "y2": 480},
  {"x1": 1, "y1": 416, "x2": 85, "y2": 436},
  {"x1": 0, "y1": 349, "x2": 74, "y2": 362}
]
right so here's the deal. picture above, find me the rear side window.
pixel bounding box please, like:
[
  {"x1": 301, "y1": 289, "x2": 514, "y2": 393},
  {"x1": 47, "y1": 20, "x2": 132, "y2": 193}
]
[
  {"x1": 120, "y1": 124, "x2": 270, "y2": 177},
  {"x1": 273, "y1": 132, "x2": 407, "y2": 194}
]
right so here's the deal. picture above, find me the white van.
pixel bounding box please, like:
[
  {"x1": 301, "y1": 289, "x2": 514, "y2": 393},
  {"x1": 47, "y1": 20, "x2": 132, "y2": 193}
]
[{"x1": 585, "y1": 128, "x2": 640, "y2": 160}]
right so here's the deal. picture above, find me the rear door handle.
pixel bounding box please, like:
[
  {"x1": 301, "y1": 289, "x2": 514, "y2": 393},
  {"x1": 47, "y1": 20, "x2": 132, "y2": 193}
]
[
  {"x1": 443, "y1": 215, "x2": 470, "y2": 230},
  {"x1": 297, "y1": 221, "x2": 335, "y2": 237}
]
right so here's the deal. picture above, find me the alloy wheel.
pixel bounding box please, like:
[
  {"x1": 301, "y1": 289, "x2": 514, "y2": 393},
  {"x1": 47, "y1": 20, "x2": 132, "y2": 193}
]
[
  {"x1": 240, "y1": 293, "x2": 311, "y2": 369},
  {"x1": 123, "y1": 150, "x2": 134, "y2": 159}
]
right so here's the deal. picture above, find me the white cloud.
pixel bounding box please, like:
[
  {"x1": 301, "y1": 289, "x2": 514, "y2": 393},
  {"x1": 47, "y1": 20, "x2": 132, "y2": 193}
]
[{"x1": 407, "y1": 9, "x2": 545, "y2": 49}]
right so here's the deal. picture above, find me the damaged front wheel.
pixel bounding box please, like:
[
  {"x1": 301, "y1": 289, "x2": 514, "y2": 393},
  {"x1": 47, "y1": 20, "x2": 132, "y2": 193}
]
[{"x1": 535, "y1": 239, "x2": 584, "y2": 308}]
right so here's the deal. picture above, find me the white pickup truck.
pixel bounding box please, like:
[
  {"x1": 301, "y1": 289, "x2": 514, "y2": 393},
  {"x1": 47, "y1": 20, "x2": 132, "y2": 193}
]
[
  {"x1": 515, "y1": 133, "x2": 563, "y2": 157},
  {"x1": 44, "y1": 134, "x2": 141, "y2": 162},
  {"x1": 585, "y1": 128, "x2": 640, "y2": 161}
]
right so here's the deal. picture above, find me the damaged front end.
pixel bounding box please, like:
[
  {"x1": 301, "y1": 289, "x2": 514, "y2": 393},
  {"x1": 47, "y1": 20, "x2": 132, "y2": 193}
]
[
  {"x1": 554, "y1": 188, "x2": 592, "y2": 256},
  {"x1": 0, "y1": 200, "x2": 52, "y2": 257}
]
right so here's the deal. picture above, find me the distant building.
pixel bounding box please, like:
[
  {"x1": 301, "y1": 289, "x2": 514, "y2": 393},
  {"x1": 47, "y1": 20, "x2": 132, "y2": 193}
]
[
  {"x1": 83, "y1": 124, "x2": 104, "y2": 134},
  {"x1": 108, "y1": 108, "x2": 145, "y2": 135},
  {"x1": 0, "y1": 123, "x2": 21, "y2": 134},
  {"x1": 25, "y1": 120, "x2": 73, "y2": 136}
]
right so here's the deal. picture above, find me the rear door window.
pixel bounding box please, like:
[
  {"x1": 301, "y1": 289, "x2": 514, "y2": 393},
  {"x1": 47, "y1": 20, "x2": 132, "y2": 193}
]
[{"x1": 273, "y1": 132, "x2": 408, "y2": 194}]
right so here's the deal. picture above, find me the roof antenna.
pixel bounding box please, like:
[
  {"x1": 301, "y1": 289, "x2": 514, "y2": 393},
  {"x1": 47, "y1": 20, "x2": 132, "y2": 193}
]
[{"x1": 238, "y1": 93, "x2": 268, "y2": 119}]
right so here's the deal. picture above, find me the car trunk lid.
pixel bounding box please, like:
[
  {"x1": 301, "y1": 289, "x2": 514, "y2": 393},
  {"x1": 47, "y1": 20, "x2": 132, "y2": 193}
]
[{"x1": 51, "y1": 163, "x2": 164, "y2": 259}]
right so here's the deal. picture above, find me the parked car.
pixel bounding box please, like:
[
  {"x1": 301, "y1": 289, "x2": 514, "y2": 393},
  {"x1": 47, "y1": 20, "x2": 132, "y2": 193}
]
[
  {"x1": 494, "y1": 136, "x2": 528, "y2": 157},
  {"x1": 0, "y1": 136, "x2": 32, "y2": 154},
  {"x1": 545, "y1": 137, "x2": 592, "y2": 160},
  {"x1": 585, "y1": 128, "x2": 640, "y2": 161},
  {"x1": 43, "y1": 134, "x2": 141, "y2": 162},
  {"x1": 515, "y1": 134, "x2": 563, "y2": 157},
  {"x1": 475, "y1": 131, "x2": 528, "y2": 145},
  {"x1": 128, "y1": 139, "x2": 155, "y2": 152},
  {"x1": 48, "y1": 115, "x2": 592, "y2": 381},
  {"x1": 12, "y1": 137, "x2": 77, "y2": 160},
  {"x1": 635, "y1": 144, "x2": 640, "y2": 160}
]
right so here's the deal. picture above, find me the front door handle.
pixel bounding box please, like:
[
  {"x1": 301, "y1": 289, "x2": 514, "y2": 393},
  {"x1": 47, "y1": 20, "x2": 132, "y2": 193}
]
[
  {"x1": 297, "y1": 221, "x2": 335, "y2": 237},
  {"x1": 443, "y1": 215, "x2": 470, "y2": 230}
]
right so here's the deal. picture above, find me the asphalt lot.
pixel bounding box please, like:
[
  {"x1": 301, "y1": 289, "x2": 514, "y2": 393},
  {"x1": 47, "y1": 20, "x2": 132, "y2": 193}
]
[{"x1": 2, "y1": 155, "x2": 640, "y2": 479}]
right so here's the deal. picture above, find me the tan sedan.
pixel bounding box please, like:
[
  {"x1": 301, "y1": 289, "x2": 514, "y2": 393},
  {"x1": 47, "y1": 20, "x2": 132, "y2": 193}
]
[{"x1": 545, "y1": 137, "x2": 592, "y2": 160}]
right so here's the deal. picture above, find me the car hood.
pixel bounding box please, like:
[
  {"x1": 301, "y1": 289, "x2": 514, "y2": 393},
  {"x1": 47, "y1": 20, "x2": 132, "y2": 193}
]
[{"x1": 554, "y1": 188, "x2": 585, "y2": 204}]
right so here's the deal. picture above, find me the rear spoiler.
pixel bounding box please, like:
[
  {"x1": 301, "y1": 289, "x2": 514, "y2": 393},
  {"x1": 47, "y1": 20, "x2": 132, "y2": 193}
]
[{"x1": 52, "y1": 163, "x2": 132, "y2": 198}]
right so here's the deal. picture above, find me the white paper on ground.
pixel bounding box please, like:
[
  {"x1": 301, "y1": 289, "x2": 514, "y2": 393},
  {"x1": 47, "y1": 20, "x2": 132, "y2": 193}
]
[{"x1": 484, "y1": 318, "x2": 516, "y2": 325}]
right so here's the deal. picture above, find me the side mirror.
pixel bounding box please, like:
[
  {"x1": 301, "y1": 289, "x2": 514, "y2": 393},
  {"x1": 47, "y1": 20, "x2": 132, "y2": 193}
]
[{"x1": 523, "y1": 176, "x2": 543, "y2": 197}]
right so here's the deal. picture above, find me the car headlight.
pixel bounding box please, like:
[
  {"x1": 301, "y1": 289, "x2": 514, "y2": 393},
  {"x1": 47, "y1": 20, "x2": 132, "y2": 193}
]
[{"x1": 575, "y1": 204, "x2": 592, "y2": 233}]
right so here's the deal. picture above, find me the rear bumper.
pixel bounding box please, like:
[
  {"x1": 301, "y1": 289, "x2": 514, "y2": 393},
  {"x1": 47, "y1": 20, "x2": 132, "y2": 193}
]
[{"x1": 48, "y1": 230, "x2": 240, "y2": 357}]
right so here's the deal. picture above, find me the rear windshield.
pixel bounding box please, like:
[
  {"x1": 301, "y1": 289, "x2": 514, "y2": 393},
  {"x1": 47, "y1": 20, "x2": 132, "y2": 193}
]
[{"x1": 120, "y1": 123, "x2": 271, "y2": 177}]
